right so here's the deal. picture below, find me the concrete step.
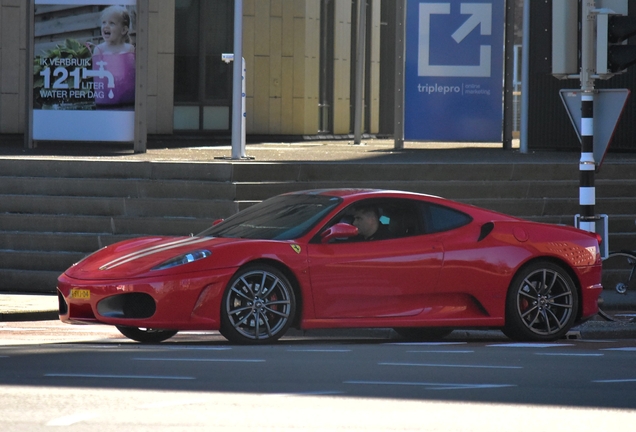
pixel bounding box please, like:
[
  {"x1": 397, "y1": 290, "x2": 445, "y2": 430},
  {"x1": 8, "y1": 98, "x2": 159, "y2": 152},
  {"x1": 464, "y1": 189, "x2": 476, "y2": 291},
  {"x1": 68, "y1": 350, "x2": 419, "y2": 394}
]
[
  {"x1": 0, "y1": 250, "x2": 83, "y2": 272},
  {"x1": 0, "y1": 159, "x2": 233, "y2": 181},
  {"x1": 0, "y1": 232, "x2": 133, "y2": 253},
  {"x1": 0, "y1": 195, "x2": 237, "y2": 218},
  {"x1": 233, "y1": 180, "x2": 581, "y2": 202},
  {"x1": 0, "y1": 269, "x2": 61, "y2": 293},
  {"x1": 0, "y1": 176, "x2": 235, "y2": 200},
  {"x1": 0, "y1": 214, "x2": 212, "y2": 236},
  {"x1": 230, "y1": 162, "x2": 585, "y2": 182},
  {"x1": 607, "y1": 233, "x2": 636, "y2": 253}
]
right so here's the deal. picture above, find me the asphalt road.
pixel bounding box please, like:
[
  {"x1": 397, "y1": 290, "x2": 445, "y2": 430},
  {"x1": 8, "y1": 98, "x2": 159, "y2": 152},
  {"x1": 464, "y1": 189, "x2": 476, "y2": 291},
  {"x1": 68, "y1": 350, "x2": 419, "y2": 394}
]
[{"x1": 1, "y1": 321, "x2": 636, "y2": 431}]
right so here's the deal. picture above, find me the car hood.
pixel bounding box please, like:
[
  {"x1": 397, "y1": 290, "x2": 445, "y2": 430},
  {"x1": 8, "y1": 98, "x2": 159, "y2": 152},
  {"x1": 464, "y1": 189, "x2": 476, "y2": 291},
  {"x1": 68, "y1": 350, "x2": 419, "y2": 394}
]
[{"x1": 64, "y1": 236, "x2": 238, "y2": 280}]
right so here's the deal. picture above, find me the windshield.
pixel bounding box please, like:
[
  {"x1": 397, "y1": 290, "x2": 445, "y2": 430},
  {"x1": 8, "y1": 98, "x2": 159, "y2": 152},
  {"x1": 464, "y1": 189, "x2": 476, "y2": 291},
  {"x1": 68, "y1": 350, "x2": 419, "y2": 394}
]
[{"x1": 197, "y1": 194, "x2": 342, "y2": 240}]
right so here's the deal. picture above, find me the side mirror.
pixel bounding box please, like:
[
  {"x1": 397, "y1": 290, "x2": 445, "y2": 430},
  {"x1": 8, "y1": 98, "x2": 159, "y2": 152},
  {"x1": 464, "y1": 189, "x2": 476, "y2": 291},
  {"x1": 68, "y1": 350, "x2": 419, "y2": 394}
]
[{"x1": 321, "y1": 223, "x2": 358, "y2": 244}]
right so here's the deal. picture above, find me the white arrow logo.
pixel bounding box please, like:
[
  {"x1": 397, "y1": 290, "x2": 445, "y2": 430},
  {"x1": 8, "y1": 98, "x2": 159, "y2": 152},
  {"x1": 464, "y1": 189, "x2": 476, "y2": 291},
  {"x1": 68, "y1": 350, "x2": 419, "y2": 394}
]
[
  {"x1": 452, "y1": 3, "x2": 492, "y2": 43},
  {"x1": 418, "y1": 2, "x2": 492, "y2": 77}
]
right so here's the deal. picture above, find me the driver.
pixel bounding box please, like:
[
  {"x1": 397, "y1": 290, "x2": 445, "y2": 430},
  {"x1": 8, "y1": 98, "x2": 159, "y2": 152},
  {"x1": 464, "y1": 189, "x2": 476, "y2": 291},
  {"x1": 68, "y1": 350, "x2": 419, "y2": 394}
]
[{"x1": 352, "y1": 206, "x2": 392, "y2": 241}]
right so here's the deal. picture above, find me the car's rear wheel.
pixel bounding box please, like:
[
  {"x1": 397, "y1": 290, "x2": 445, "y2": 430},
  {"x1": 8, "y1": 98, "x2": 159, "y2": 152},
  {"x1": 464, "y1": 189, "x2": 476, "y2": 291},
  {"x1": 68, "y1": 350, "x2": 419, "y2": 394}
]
[
  {"x1": 504, "y1": 261, "x2": 578, "y2": 341},
  {"x1": 220, "y1": 264, "x2": 296, "y2": 344},
  {"x1": 116, "y1": 326, "x2": 178, "y2": 343},
  {"x1": 393, "y1": 327, "x2": 453, "y2": 341}
]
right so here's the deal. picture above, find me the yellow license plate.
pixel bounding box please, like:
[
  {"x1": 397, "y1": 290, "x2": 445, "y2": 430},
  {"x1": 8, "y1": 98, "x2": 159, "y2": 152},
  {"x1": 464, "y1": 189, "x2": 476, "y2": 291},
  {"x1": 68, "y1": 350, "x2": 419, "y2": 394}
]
[{"x1": 70, "y1": 289, "x2": 90, "y2": 300}]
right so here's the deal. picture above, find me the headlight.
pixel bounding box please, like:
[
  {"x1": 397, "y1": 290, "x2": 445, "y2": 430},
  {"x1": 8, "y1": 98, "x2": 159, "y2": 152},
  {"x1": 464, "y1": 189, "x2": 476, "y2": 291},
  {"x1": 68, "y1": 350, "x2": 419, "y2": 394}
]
[{"x1": 152, "y1": 250, "x2": 211, "y2": 270}]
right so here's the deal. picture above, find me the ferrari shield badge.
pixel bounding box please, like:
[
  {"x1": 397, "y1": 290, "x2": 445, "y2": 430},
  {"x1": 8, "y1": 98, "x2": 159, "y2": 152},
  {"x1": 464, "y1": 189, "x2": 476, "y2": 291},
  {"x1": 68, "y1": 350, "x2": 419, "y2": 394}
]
[{"x1": 291, "y1": 244, "x2": 301, "y2": 254}]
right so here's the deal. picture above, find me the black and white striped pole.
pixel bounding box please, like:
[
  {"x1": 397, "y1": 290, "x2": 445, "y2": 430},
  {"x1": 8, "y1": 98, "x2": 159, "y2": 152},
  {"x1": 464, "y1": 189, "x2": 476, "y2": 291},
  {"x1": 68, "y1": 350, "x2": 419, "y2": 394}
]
[
  {"x1": 579, "y1": 92, "x2": 596, "y2": 233},
  {"x1": 578, "y1": 0, "x2": 596, "y2": 234}
]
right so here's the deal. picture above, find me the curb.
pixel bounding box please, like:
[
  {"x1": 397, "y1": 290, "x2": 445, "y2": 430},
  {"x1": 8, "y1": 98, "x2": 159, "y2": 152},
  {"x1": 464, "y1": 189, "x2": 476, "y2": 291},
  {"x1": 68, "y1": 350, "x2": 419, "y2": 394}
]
[{"x1": 0, "y1": 310, "x2": 59, "y2": 322}]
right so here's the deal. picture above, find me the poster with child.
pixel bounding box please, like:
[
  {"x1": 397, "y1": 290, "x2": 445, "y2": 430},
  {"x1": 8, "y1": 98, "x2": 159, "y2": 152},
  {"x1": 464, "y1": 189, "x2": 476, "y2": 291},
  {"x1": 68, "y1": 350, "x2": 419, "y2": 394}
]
[{"x1": 33, "y1": 1, "x2": 137, "y2": 142}]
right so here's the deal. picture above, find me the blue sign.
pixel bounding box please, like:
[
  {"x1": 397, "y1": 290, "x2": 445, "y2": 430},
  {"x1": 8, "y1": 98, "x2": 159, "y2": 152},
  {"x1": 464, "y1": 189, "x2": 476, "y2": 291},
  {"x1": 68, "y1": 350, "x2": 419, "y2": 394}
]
[{"x1": 404, "y1": 0, "x2": 504, "y2": 142}]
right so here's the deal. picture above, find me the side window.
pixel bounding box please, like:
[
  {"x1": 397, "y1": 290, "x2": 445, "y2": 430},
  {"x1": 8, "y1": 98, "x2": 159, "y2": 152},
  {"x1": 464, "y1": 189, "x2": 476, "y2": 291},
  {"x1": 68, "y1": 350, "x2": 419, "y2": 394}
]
[
  {"x1": 425, "y1": 203, "x2": 472, "y2": 233},
  {"x1": 318, "y1": 198, "x2": 425, "y2": 242}
]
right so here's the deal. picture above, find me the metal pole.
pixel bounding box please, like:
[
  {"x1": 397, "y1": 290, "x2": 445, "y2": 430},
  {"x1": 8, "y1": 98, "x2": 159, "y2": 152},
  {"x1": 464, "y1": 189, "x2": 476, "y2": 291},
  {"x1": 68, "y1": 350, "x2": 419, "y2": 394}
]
[
  {"x1": 353, "y1": 0, "x2": 367, "y2": 145},
  {"x1": 231, "y1": 0, "x2": 244, "y2": 159},
  {"x1": 25, "y1": 0, "x2": 34, "y2": 150},
  {"x1": 519, "y1": 0, "x2": 530, "y2": 153},
  {"x1": 502, "y1": 0, "x2": 515, "y2": 150},
  {"x1": 579, "y1": 0, "x2": 596, "y2": 233},
  {"x1": 393, "y1": 0, "x2": 406, "y2": 150},
  {"x1": 134, "y1": 0, "x2": 149, "y2": 153},
  {"x1": 241, "y1": 57, "x2": 246, "y2": 156}
]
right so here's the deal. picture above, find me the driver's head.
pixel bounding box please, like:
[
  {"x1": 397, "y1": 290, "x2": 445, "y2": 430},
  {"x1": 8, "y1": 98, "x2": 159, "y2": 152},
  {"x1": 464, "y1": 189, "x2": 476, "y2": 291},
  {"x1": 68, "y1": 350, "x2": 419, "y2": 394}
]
[{"x1": 352, "y1": 206, "x2": 380, "y2": 239}]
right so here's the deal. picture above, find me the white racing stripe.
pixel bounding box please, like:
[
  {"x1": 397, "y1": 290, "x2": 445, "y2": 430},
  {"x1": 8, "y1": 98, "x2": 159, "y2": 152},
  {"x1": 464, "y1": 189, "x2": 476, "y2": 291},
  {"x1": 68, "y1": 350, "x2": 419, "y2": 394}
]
[{"x1": 100, "y1": 237, "x2": 210, "y2": 270}]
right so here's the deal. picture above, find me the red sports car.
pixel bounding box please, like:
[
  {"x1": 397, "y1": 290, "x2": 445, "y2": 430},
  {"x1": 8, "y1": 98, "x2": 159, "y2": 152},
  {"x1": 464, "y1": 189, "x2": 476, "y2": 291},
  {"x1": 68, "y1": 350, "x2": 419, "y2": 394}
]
[{"x1": 58, "y1": 189, "x2": 602, "y2": 344}]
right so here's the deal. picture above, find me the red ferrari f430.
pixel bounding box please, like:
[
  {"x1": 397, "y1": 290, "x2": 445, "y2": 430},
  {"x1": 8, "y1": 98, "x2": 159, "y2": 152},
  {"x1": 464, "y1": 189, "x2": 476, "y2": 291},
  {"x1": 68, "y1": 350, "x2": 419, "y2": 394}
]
[{"x1": 58, "y1": 189, "x2": 603, "y2": 343}]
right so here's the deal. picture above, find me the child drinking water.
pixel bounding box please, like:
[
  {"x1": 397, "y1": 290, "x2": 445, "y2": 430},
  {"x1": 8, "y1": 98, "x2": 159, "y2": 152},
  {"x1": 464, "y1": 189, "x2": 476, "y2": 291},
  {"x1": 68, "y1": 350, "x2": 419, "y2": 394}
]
[{"x1": 92, "y1": 5, "x2": 136, "y2": 108}]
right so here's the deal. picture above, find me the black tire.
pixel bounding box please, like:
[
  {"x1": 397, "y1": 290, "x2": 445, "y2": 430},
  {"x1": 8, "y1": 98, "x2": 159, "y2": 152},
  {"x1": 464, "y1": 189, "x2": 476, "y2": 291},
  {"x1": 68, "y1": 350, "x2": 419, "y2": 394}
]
[
  {"x1": 504, "y1": 261, "x2": 578, "y2": 341},
  {"x1": 116, "y1": 326, "x2": 178, "y2": 343},
  {"x1": 393, "y1": 327, "x2": 453, "y2": 341},
  {"x1": 599, "y1": 251, "x2": 636, "y2": 323},
  {"x1": 220, "y1": 264, "x2": 296, "y2": 344}
]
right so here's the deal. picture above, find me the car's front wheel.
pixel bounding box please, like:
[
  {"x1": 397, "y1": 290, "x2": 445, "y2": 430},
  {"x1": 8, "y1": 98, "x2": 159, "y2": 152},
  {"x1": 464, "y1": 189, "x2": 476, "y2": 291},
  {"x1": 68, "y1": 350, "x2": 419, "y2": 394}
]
[
  {"x1": 220, "y1": 264, "x2": 296, "y2": 344},
  {"x1": 504, "y1": 261, "x2": 578, "y2": 341},
  {"x1": 116, "y1": 326, "x2": 178, "y2": 343}
]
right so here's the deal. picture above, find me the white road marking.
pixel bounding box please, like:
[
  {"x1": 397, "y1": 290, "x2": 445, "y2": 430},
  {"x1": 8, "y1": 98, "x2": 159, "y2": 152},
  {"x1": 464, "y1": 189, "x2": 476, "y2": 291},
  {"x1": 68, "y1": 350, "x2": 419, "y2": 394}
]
[
  {"x1": 133, "y1": 357, "x2": 265, "y2": 363},
  {"x1": 593, "y1": 378, "x2": 636, "y2": 383},
  {"x1": 271, "y1": 390, "x2": 345, "y2": 397},
  {"x1": 601, "y1": 347, "x2": 636, "y2": 352},
  {"x1": 164, "y1": 346, "x2": 231, "y2": 351},
  {"x1": 45, "y1": 373, "x2": 195, "y2": 380},
  {"x1": 287, "y1": 349, "x2": 351, "y2": 352},
  {"x1": 388, "y1": 342, "x2": 467, "y2": 346},
  {"x1": 380, "y1": 362, "x2": 522, "y2": 369},
  {"x1": 46, "y1": 412, "x2": 99, "y2": 426},
  {"x1": 488, "y1": 343, "x2": 574, "y2": 348},
  {"x1": 344, "y1": 381, "x2": 516, "y2": 390},
  {"x1": 407, "y1": 350, "x2": 474, "y2": 353},
  {"x1": 535, "y1": 353, "x2": 603, "y2": 357}
]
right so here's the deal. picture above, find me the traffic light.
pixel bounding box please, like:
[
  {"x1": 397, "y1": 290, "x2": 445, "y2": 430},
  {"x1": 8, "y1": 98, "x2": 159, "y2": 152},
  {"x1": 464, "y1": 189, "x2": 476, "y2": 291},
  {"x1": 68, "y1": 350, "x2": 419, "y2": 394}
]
[{"x1": 597, "y1": 13, "x2": 636, "y2": 75}]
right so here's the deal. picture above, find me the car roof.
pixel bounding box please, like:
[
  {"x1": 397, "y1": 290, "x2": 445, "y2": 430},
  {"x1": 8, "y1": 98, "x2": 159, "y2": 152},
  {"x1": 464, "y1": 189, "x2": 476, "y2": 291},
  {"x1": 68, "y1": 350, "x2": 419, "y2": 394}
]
[{"x1": 287, "y1": 188, "x2": 429, "y2": 199}]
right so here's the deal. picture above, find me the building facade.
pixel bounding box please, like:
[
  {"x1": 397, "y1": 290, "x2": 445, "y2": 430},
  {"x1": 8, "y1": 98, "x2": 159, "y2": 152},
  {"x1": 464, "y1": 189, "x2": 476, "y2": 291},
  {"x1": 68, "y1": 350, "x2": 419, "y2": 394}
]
[{"x1": 0, "y1": 0, "x2": 386, "y2": 139}]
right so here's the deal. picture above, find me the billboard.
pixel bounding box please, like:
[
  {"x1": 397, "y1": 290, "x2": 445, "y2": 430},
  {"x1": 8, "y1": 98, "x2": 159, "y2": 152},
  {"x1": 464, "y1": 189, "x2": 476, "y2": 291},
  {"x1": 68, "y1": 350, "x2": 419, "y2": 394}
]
[
  {"x1": 404, "y1": 0, "x2": 505, "y2": 142},
  {"x1": 33, "y1": 0, "x2": 136, "y2": 141}
]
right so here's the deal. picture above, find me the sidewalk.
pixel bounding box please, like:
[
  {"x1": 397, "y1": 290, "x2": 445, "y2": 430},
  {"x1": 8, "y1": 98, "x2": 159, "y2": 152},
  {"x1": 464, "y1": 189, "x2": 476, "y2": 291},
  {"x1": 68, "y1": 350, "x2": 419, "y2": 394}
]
[
  {"x1": 0, "y1": 136, "x2": 604, "y2": 164},
  {"x1": 0, "y1": 294, "x2": 58, "y2": 322}
]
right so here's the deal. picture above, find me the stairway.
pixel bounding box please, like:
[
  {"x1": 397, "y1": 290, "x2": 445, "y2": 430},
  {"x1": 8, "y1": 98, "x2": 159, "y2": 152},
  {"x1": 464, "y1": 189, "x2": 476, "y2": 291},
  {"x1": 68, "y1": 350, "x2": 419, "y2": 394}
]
[{"x1": 1, "y1": 158, "x2": 634, "y2": 293}]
